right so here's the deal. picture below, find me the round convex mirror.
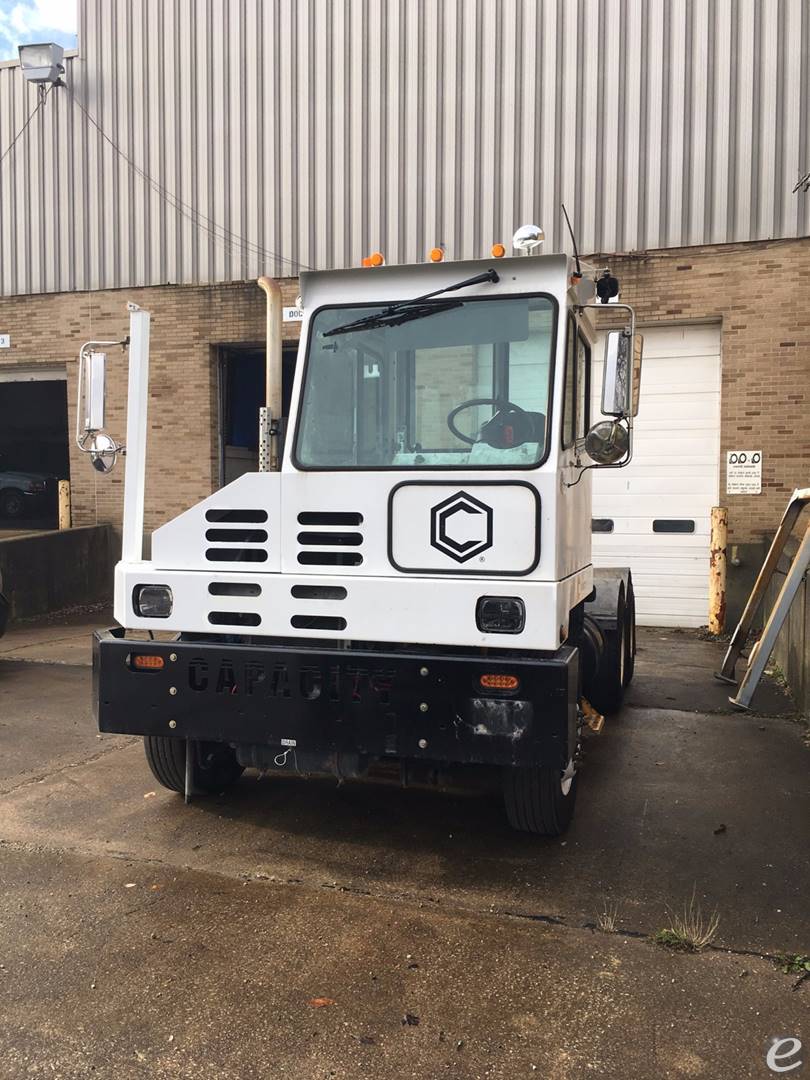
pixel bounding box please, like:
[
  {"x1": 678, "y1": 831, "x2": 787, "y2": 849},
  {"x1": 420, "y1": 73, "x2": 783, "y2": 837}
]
[
  {"x1": 89, "y1": 432, "x2": 119, "y2": 473},
  {"x1": 584, "y1": 420, "x2": 629, "y2": 465}
]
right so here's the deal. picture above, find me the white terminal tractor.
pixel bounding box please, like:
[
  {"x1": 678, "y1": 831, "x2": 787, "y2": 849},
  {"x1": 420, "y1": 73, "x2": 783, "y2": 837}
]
[{"x1": 85, "y1": 226, "x2": 643, "y2": 835}]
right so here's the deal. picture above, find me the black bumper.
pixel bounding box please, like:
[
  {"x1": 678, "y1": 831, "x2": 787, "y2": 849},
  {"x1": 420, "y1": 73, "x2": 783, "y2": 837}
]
[
  {"x1": 0, "y1": 591, "x2": 8, "y2": 638},
  {"x1": 93, "y1": 629, "x2": 578, "y2": 769}
]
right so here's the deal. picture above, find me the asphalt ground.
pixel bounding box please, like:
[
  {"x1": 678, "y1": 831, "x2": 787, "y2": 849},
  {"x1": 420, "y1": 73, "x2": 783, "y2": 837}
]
[{"x1": 0, "y1": 624, "x2": 807, "y2": 1078}]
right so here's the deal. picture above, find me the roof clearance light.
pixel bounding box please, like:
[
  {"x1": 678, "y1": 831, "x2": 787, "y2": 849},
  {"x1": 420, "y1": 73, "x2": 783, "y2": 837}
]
[
  {"x1": 512, "y1": 224, "x2": 545, "y2": 255},
  {"x1": 429, "y1": 247, "x2": 444, "y2": 262},
  {"x1": 491, "y1": 243, "x2": 506, "y2": 258},
  {"x1": 362, "y1": 252, "x2": 385, "y2": 268}
]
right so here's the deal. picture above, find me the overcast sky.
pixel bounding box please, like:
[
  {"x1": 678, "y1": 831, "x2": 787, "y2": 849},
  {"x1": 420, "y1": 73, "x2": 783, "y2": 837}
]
[{"x1": 0, "y1": 0, "x2": 77, "y2": 62}]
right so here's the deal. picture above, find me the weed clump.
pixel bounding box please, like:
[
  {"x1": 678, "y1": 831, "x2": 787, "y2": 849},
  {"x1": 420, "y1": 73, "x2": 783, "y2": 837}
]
[{"x1": 653, "y1": 891, "x2": 720, "y2": 952}]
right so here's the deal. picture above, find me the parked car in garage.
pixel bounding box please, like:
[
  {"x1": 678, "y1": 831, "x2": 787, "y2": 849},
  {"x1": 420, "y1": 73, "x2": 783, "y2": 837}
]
[{"x1": 0, "y1": 468, "x2": 52, "y2": 520}]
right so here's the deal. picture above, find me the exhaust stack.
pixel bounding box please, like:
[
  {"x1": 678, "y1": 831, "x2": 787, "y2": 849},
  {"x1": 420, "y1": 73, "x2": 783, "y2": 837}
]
[{"x1": 257, "y1": 276, "x2": 283, "y2": 471}]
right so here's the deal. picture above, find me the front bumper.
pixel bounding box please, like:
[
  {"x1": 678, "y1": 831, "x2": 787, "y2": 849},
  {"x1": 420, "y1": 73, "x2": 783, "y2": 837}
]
[{"x1": 94, "y1": 629, "x2": 578, "y2": 769}]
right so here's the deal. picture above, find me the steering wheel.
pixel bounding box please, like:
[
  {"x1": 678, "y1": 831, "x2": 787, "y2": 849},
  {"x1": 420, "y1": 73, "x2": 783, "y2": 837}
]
[{"x1": 447, "y1": 397, "x2": 530, "y2": 446}]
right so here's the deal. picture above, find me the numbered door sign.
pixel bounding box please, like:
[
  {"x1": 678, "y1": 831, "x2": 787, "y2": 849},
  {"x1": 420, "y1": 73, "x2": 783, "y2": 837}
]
[{"x1": 726, "y1": 450, "x2": 762, "y2": 495}]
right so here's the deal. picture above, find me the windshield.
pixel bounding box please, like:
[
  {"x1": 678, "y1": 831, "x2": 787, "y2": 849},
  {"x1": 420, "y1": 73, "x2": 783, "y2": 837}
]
[{"x1": 295, "y1": 295, "x2": 556, "y2": 469}]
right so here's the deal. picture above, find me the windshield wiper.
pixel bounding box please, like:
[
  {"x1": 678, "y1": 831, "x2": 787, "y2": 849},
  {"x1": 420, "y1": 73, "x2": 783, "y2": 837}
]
[{"x1": 322, "y1": 268, "x2": 500, "y2": 337}]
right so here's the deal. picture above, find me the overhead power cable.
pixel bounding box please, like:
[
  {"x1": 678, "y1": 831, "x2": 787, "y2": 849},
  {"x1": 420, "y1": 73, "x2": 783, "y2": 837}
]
[
  {"x1": 69, "y1": 89, "x2": 310, "y2": 274},
  {"x1": 0, "y1": 85, "x2": 52, "y2": 169}
]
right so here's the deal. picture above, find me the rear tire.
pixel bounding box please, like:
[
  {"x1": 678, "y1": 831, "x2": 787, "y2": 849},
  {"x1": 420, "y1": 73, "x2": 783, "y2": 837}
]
[
  {"x1": 144, "y1": 736, "x2": 244, "y2": 794},
  {"x1": 623, "y1": 579, "x2": 636, "y2": 687},
  {"x1": 504, "y1": 763, "x2": 578, "y2": 835}
]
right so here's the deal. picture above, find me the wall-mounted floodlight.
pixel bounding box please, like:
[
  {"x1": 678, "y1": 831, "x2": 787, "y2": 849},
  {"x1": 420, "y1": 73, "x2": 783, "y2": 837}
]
[
  {"x1": 512, "y1": 223, "x2": 545, "y2": 255},
  {"x1": 18, "y1": 42, "x2": 65, "y2": 86}
]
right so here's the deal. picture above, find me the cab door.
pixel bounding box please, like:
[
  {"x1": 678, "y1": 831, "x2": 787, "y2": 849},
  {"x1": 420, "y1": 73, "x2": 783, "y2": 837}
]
[{"x1": 557, "y1": 311, "x2": 593, "y2": 580}]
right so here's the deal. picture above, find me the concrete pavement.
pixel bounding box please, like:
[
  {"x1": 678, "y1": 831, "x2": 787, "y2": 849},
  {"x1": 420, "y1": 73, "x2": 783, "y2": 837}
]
[{"x1": 0, "y1": 624, "x2": 807, "y2": 1078}]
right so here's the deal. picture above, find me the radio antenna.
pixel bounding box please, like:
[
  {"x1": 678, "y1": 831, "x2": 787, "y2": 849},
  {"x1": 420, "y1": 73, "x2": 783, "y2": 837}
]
[{"x1": 561, "y1": 203, "x2": 582, "y2": 279}]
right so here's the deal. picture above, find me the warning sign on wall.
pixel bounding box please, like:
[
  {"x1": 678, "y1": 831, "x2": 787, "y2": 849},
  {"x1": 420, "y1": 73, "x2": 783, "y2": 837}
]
[{"x1": 726, "y1": 450, "x2": 762, "y2": 495}]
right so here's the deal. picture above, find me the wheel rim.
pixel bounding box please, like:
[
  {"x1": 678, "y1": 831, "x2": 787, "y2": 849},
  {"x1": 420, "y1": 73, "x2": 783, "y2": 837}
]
[
  {"x1": 560, "y1": 758, "x2": 576, "y2": 796},
  {"x1": 4, "y1": 494, "x2": 22, "y2": 516}
]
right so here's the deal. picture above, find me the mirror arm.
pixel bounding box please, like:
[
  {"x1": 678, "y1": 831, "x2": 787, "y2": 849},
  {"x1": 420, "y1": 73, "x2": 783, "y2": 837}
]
[{"x1": 76, "y1": 337, "x2": 129, "y2": 455}]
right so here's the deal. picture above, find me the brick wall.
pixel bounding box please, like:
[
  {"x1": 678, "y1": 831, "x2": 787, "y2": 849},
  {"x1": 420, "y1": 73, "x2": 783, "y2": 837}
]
[
  {"x1": 595, "y1": 237, "x2": 810, "y2": 544},
  {"x1": 0, "y1": 279, "x2": 300, "y2": 535}
]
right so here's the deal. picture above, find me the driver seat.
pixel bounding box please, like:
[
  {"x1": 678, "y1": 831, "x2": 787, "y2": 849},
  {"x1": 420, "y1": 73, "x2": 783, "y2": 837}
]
[{"x1": 480, "y1": 408, "x2": 545, "y2": 449}]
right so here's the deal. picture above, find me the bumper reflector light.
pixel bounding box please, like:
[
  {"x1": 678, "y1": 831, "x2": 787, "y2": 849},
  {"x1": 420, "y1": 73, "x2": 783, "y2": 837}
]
[
  {"x1": 134, "y1": 584, "x2": 173, "y2": 618},
  {"x1": 132, "y1": 654, "x2": 165, "y2": 671},
  {"x1": 476, "y1": 596, "x2": 525, "y2": 634},
  {"x1": 480, "y1": 673, "x2": 519, "y2": 691}
]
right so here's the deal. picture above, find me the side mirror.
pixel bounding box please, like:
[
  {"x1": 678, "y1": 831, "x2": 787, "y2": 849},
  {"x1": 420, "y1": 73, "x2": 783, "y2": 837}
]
[
  {"x1": 83, "y1": 350, "x2": 106, "y2": 431},
  {"x1": 602, "y1": 331, "x2": 643, "y2": 417},
  {"x1": 77, "y1": 346, "x2": 123, "y2": 471},
  {"x1": 89, "y1": 432, "x2": 118, "y2": 473},
  {"x1": 585, "y1": 420, "x2": 629, "y2": 465}
]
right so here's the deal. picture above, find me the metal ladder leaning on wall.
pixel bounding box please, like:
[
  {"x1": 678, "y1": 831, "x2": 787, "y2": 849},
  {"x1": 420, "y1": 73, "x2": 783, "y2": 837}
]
[{"x1": 716, "y1": 487, "x2": 810, "y2": 710}]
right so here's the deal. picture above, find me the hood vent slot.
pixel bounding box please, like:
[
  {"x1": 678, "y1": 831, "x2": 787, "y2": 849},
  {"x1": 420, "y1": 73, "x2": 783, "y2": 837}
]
[
  {"x1": 204, "y1": 509, "x2": 270, "y2": 565},
  {"x1": 206, "y1": 508, "x2": 268, "y2": 523},
  {"x1": 291, "y1": 585, "x2": 347, "y2": 600},
  {"x1": 209, "y1": 582, "x2": 262, "y2": 596},
  {"x1": 297, "y1": 531, "x2": 361, "y2": 547},
  {"x1": 291, "y1": 615, "x2": 347, "y2": 631},
  {"x1": 298, "y1": 511, "x2": 362, "y2": 526},
  {"x1": 298, "y1": 551, "x2": 362, "y2": 566},
  {"x1": 208, "y1": 611, "x2": 261, "y2": 626},
  {"x1": 296, "y1": 511, "x2": 364, "y2": 567},
  {"x1": 206, "y1": 548, "x2": 268, "y2": 563},
  {"x1": 206, "y1": 528, "x2": 267, "y2": 543}
]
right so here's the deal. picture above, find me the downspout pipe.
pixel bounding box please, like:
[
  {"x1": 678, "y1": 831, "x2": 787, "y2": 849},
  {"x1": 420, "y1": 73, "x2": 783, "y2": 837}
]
[{"x1": 257, "y1": 276, "x2": 283, "y2": 470}]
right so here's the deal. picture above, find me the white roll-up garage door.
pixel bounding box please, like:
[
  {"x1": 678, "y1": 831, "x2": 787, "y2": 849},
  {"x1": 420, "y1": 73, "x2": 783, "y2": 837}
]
[{"x1": 591, "y1": 323, "x2": 722, "y2": 628}]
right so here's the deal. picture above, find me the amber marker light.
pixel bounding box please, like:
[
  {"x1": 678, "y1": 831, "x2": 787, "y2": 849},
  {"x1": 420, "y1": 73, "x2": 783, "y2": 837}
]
[
  {"x1": 480, "y1": 673, "x2": 519, "y2": 691},
  {"x1": 491, "y1": 242, "x2": 506, "y2": 258},
  {"x1": 132, "y1": 654, "x2": 165, "y2": 671},
  {"x1": 362, "y1": 251, "x2": 384, "y2": 267},
  {"x1": 429, "y1": 247, "x2": 444, "y2": 262}
]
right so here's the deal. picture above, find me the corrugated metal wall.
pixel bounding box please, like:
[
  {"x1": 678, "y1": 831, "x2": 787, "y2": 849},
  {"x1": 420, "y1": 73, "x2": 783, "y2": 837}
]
[{"x1": 0, "y1": 0, "x2": 808, "y2": 296}]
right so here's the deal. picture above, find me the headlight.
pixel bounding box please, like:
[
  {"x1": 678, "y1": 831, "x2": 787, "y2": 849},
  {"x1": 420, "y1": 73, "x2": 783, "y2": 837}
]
[
  {"x1": 134, "y1": 584, "x2": 173, "y2": 618},
  {"x1": 476, "y1": 596, "x2": 525, "y2": 634}
]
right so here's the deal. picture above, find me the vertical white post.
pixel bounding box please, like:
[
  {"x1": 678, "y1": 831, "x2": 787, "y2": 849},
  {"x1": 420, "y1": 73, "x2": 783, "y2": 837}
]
[{"x1": 122, "y1": 305, "x2": 150, "y2": 562}]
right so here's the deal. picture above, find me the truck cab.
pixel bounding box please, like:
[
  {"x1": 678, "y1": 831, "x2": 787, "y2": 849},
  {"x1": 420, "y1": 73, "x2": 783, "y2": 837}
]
[{"x1": 91, "y1": 235, "x2": 641, "y2": 835}]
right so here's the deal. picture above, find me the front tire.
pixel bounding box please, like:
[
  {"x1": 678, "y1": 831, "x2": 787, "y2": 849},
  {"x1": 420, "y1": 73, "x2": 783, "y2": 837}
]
[
  {"x1": 144, "y1": 736, "x2": 244, "y2": 794},
  {"x1": 503, "y1": 762, "x2": 578, "y2": 835}
]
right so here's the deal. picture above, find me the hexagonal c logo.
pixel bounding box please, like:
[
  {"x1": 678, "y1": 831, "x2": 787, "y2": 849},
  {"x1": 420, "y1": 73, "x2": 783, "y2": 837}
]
[{"x1": 430, "y1": 490, "x2": 493, "y2": 563}]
